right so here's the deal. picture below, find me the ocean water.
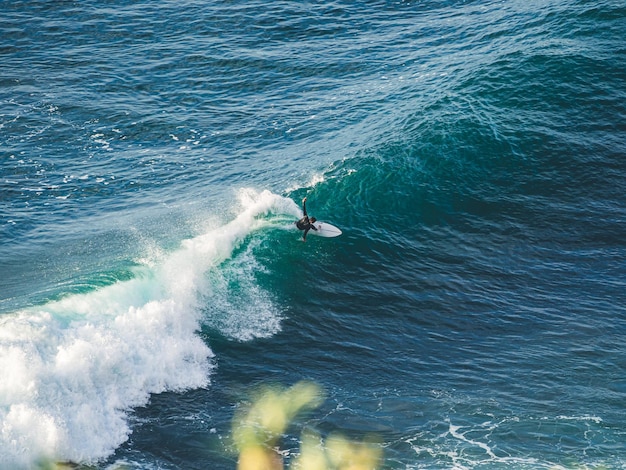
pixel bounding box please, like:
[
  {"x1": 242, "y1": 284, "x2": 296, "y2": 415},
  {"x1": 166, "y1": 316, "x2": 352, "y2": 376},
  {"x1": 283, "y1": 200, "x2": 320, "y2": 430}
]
[{"x1": 1, "y1": 0, "x2": 625, "y2": 468}]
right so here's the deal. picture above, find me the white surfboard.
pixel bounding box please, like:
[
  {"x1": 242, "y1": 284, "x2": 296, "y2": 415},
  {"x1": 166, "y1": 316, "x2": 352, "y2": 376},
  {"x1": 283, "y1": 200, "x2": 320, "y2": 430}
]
[{"x1": 310, "y1": 221, "x2": 342, "y2": 238}]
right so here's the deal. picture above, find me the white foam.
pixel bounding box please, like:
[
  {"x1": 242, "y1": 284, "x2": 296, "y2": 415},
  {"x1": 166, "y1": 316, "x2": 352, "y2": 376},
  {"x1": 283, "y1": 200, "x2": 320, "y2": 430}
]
[
  {"x1": 203, "y1": 238, "x2": 283, "y2": 341},
  {"x1": 285, "y1": 172, "x2": 326, "y2": 193},
  {"x1": 0, "y1": 189, "x2": 299, "y2": 468},
  {"x1": 448, "y1": 421, "x2": 497, "y2": 459}
]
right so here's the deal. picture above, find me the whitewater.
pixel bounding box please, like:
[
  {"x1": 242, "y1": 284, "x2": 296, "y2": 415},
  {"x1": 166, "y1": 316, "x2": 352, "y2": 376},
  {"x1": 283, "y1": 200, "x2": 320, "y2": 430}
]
[{"x1": 0, "y1": 190, "x2": 299, "y2": 467}]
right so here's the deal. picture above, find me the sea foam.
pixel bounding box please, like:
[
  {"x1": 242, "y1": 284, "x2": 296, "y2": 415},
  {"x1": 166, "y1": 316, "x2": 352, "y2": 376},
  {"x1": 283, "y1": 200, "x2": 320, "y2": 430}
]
[{"x1": 0, "y1": 189, "x2": 300, "y2": 468}]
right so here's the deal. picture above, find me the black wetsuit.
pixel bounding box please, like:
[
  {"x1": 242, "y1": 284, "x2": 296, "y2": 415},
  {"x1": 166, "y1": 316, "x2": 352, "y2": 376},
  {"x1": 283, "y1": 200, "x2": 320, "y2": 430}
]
[{"x1": 296, "y1": 199, "x2": 317, "y2": 240}]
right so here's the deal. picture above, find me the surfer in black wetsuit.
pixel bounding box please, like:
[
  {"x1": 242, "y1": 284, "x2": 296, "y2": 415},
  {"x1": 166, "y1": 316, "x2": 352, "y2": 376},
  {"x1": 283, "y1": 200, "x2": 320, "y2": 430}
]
[{"x1": 296, "y1": 197, "x2": 317, "y2": 242}]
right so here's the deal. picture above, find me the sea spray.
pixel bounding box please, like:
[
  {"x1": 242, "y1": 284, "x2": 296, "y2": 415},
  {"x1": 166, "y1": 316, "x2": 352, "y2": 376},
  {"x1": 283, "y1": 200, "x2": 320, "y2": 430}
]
[{"x1": 0, "y1": 189, "x2": 300, "y2": 468}]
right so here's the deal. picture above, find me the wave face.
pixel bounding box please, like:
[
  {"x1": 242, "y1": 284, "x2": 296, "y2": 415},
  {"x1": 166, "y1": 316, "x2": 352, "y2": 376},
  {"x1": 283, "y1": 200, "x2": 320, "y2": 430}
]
[{"x1": 0, "y1": 190, "x2": 299, "y2": 467}]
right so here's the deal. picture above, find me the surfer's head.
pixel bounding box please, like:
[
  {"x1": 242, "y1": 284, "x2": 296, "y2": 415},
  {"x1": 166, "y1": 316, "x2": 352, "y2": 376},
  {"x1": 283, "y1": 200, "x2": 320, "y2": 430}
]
[{"x1": 310, "y1": 217, "x2": 317, "y2": 223}]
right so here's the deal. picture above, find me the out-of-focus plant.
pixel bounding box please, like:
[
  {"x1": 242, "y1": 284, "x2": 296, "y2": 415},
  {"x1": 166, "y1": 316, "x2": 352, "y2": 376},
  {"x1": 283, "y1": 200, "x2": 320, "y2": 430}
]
[
  {"x1": 292, "y1": 430, "x2": 382, "y2": 470},
  {"x1": 324, "y1": 433, "x2": 382, "y2": 470},
  {"x1": 232, "y1": 381, "x2": 382, "y2": 470},
  {"x1": 233, "y1": 381, "x2": 324, "y2": 470}
]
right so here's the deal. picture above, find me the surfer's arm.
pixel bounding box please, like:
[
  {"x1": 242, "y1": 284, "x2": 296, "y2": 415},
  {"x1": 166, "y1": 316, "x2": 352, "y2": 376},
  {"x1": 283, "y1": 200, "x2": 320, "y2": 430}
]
[{"x1": 302, "y1": 197, "x2": 308, "y2": 217}]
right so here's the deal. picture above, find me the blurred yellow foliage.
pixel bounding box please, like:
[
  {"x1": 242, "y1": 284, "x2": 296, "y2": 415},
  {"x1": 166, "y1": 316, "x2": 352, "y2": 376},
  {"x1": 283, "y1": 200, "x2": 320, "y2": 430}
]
[
  {"x1": 233, "y1": 381, "x2": 382, "y2": 470},
  {"x1": 292, "y1": 430, "x2": 327, "y2": 470},
  {"x1": 325, "y1": 433, "x2": 382, "y2": 470}
]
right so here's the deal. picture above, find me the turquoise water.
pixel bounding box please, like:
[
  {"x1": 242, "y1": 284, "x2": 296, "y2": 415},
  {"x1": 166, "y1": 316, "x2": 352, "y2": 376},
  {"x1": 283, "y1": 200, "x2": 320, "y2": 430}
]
[{"x1": 1, "y1": 1, "x2": 625, "y2": 468}]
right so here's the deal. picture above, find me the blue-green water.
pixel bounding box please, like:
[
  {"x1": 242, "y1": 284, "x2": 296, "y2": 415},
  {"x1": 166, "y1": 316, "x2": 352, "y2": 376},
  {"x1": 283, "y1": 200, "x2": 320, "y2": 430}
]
[{"x1": 2, "y1": 1, "x2": 625, "y2": 468}]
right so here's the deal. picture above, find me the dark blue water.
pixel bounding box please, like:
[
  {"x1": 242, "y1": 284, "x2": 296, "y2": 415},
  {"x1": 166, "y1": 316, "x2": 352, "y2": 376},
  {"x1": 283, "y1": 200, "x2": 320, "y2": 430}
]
[{"x1": 2, "y1": 1, "x2": 625, "y2": 468}]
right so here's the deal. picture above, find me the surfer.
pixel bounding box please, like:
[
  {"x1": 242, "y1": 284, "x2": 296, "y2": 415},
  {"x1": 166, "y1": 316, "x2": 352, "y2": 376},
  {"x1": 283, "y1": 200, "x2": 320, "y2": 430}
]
[{"x1": 296, "y1": 197, "x2": 317, "y2": 242}]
